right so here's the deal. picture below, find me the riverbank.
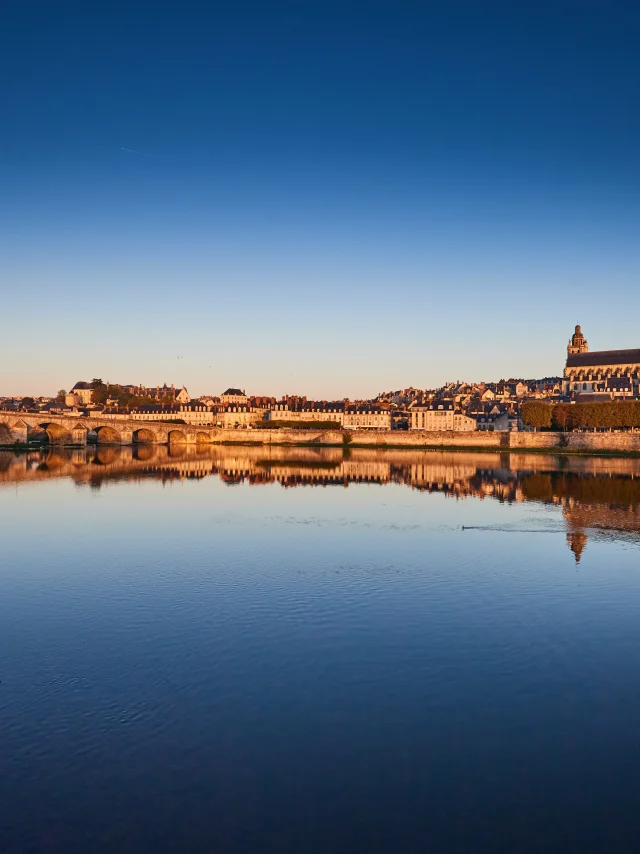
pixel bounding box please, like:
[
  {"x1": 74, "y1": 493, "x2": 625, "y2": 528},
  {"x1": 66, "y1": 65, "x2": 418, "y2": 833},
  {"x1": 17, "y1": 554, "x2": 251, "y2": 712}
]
[
  {"x1": 211, "y1": 427, "x2": 640, "y2": 457},
  {"x1": 3, "y1": 428, "x2": 640, "y2": 457}
]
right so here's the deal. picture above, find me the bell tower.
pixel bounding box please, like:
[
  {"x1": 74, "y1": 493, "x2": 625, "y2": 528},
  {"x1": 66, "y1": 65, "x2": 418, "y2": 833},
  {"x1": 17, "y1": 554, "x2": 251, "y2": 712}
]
[{"x1": 568, "y1": 324, "x2": 588, "y2": 356}]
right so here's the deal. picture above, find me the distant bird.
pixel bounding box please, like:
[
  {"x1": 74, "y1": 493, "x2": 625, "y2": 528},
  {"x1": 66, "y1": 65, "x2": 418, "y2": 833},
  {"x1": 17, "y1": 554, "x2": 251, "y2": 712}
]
[{"x1": 121, "y1": 147, "x2": 150, "y2": 156}]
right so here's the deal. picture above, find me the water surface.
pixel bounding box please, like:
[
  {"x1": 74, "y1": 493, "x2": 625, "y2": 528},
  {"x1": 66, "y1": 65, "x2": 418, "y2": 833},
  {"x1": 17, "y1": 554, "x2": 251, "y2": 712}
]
[{"x1": 2, "y1": 446, "x2": 640, "y2": 853}]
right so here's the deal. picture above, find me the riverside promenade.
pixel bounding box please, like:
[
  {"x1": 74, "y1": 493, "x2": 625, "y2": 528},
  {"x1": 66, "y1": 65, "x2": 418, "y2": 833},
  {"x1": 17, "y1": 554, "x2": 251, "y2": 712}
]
[{"x1": 2, "y1": 413, "x2": 640, "y2": 454}]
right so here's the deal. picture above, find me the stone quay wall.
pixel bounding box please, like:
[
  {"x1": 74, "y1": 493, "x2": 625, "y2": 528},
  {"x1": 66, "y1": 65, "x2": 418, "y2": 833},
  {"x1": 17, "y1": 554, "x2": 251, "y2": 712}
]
[
  {"x1": 345, "y1": 430, "x2": 505, "y2": 448},
  {"x1": 209, "y1": 427, "x2": 640, "y2": 453},
  {"x1": 507, "y1": 431, "x2": 640, "y2": 453},
  {"x1": 2, "y1": 412, "x2": 640, "y2": 455}
]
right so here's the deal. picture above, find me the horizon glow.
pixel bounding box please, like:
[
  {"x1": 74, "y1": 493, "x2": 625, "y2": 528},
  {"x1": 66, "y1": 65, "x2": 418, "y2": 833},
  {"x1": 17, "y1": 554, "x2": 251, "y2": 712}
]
[{"x1": 2, "y1": 2, "x2": 639, "y2": 398}]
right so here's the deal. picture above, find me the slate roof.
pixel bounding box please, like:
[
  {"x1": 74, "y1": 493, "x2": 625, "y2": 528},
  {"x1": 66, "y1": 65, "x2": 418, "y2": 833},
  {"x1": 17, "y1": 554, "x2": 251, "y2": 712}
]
[
  {"x1": 566, "y1": 349, "x2": 640, "y2": 368},
  {"x1": 606, "y1": 377, "x2": 633, "y2": 388},
  {"x1": 574, "y1": 393, "x2": 613, "y2": 403}
]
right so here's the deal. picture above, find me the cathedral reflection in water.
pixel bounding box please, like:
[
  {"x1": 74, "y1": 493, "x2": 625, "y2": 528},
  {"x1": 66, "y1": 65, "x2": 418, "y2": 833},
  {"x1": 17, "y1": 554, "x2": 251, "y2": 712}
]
[{"x1": 3, "y1": 445, "x2": 640, "y2": 563}]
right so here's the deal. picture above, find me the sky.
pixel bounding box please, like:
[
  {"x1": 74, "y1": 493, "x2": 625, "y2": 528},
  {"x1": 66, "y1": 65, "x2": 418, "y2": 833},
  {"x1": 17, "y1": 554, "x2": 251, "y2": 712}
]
[{"x1": 1, "y1": 1, "x2": 639, "y2": 398}]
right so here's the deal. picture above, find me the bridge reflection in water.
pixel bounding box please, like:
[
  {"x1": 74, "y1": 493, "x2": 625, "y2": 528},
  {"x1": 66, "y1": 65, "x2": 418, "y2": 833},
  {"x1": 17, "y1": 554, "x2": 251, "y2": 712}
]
[{"x1": 2, "y1": 446, "x2": 640, "y2": 562}]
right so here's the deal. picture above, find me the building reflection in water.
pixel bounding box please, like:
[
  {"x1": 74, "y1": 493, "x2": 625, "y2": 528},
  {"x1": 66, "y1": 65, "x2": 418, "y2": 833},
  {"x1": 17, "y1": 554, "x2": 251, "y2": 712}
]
[
  {"x1": 567, "y1": 531, "x2": 589, "y2": 564},
  {"x1": 2, "y1": 445, "x2": 640, "y2": 560}
]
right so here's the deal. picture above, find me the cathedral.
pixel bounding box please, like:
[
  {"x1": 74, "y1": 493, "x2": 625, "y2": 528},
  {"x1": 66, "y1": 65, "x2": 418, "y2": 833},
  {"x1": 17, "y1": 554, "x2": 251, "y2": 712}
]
[{"x1": 563, "y1": 326, "x2": 640, "y2": 397}]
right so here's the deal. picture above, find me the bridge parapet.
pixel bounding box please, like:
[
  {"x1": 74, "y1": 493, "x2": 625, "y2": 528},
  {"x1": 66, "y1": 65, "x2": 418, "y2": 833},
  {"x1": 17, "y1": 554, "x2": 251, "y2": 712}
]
[{"x1": 0, "y1": 413, "x2": 218, "y2": 446}]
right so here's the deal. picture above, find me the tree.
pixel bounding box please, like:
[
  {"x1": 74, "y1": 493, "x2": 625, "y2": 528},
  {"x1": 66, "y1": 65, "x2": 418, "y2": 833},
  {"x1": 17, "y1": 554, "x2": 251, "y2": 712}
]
[
  {"x1": 21, "y1": 396, "x2": 35, "y2": 408},
  {"x1": 91, "y1": 379, "x2": 110, "y2": 405},
  {"x1": 550, "y1": 401, "x2": 640, "y2": 432},
  {"x1": 521, "y1": 401, "x2": 552, "y2": 431},
  {"x1": 552, "y1": 404, "x2": 571, "y2": 432},
  {"x1": 56, "y1": 389, "x2": 66, "y2": 402}
]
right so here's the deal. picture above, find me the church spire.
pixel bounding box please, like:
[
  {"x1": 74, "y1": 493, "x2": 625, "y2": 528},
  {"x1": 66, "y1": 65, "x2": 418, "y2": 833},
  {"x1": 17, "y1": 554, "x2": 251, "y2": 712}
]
[{"x1": 568, "y1": 324, "x2": 588, "y2": 355}]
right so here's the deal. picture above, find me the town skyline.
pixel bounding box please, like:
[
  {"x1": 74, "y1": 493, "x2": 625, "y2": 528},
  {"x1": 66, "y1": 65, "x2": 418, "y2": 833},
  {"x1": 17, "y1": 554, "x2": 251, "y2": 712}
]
[
  {"x1": 6, "y1": 323, "x2": 639, "y2": 438},
  {"x1": 0, "y1": 321, "x2": 633, "y2": 401}
]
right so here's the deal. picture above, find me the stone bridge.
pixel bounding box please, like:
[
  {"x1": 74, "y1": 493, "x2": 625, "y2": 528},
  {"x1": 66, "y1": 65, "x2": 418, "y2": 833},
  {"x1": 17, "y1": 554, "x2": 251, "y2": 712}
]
[{"x1": 0, "y1": 413, "x2": 221, "y2": 446}]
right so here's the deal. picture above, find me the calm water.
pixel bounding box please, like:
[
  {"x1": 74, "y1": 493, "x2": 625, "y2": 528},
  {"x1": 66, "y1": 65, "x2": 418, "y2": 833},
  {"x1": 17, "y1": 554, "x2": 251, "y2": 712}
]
[{"x1": 2, "y1": 445, "x2": 640, "y2": 853}]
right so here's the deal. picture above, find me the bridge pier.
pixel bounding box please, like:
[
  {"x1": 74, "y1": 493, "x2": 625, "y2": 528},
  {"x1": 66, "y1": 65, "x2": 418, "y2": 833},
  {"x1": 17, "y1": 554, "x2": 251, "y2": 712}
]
[
  {"x1": 71, "y1": 425, "x2": 87, "y2": 445},
  {"x1": 8, "y1": 420, "x2": 29, "y2": 444}
]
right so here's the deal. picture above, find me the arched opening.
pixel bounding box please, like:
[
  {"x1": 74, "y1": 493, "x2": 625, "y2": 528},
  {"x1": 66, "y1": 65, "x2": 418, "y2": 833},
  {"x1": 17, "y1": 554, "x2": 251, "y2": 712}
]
[
  {"x1": 39, "y1": 422, "x2": 71, "y2": 445},
  {"x1": 134, "y1": 428, "x2": 157, "y2": 444},
  {"x1": 196, "y1": 431, "x2": 210, "y2": 444},
  {"x1": 168, "y1": 429, "x2": 187, "y2": 444},
  {"x1": 94, "y1": 425, "x2": 122, "y2": 444}
]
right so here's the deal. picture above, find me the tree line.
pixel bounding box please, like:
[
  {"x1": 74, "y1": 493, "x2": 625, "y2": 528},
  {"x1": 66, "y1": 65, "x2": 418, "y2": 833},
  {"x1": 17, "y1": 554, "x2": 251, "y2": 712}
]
[
  {"x1": 521, "y1": 400, "x2": 640, "y2": 431},
  {"x1": 90, "y1": 378, "x2": 174, "y2": 409}
]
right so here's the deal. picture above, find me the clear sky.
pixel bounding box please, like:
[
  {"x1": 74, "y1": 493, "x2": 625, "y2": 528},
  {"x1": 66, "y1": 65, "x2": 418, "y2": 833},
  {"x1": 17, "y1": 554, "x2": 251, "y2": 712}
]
[{"x1": 2, "y1": 1, "x2": 639, "y2": 398}]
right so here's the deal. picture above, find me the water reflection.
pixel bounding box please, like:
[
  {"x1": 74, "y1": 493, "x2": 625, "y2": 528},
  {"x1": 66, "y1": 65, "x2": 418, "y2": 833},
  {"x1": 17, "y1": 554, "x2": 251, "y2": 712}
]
[
  {"x1": 3, "y1": 445, "x2": 640, "y2": 853},
  {"x1": 3, "y1": 446, "x2": 640, "y2": 560}
]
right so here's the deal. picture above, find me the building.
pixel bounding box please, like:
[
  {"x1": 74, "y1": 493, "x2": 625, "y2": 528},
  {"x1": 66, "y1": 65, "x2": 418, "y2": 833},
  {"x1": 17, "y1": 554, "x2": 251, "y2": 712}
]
[
  {"x1": 269, "y1": 401, "x2": 345, "y2": 425},
  {"x1": 127, "y1": 402, "x2": 213, "y2": 425},
  {"x1": 220, "y1": 388, "x2": 249, "y2": 406},
  {"x1": 262, "y1": 401, "x2": 392, "y2": 429},
  {"x1": 343, "y1": 405, "x2": 392, "y2": 430},
  {"x1": 66, "y1": 381, "x2": 93, "y2": 406},
  {"x1": 42, "y1": 399, "x2": 76, "y2": 414},
  {"x1": 563, "y1": 325, "x2": 640, "y2": 397},
  {"x1": 175, "y1": 386, "x2": 191, "y2": 404},
  {"x1": 215, "y1": 404, "x2": 260, "y2": 428},
  {"x1": 146, "y1": 383, "x2": 177, "y2": 401},
  {"x1": 411, "y1": 400, "x2": 477, "y2": 431},
  {"x1": 474, "y1": 408, "x2": 516, "y2": 432}
]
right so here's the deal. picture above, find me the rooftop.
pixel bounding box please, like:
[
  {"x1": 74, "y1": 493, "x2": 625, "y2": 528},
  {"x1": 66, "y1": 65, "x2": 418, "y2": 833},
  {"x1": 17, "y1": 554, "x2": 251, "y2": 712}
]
[{"x1": 566, "y1": 349, "x2": 640, "y2": 368}]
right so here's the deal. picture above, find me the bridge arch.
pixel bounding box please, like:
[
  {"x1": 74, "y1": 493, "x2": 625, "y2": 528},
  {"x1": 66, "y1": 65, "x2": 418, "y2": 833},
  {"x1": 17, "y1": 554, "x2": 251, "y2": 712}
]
[
  {"x1": 134, "y1": 427, "x2": 158, "y2": 443},
  {"x1": 168, "y1": 429, "x2": 187, "y2": 444},
  {"x1": 39, "y1": 422, "x2": 71, "y2": 444},
  {"x1": 196, "y1": 431, "x2": 211, "y2": 444},
  {"x1": 93, "y1": 424, "x2": 122, "y2": 444}
]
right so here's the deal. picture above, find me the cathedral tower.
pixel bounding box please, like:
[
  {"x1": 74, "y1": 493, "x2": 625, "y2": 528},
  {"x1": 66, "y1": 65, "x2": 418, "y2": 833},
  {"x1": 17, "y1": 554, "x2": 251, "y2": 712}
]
[{"x1": 567, "y1": 324, "x2": 589, "y2": 356}]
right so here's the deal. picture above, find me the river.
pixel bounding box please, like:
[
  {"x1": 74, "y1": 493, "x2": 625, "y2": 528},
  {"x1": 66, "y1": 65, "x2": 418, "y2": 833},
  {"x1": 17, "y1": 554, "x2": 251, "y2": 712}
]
[{"x1": 2, "y1": 446, "x2": 640, "y2": 852}]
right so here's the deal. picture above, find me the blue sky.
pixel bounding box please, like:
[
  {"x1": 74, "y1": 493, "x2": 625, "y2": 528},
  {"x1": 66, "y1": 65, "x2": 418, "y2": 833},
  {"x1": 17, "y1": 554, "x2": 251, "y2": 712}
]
[{"x1": 2, "y1": 1, "x2": 639, "y2": 398}]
